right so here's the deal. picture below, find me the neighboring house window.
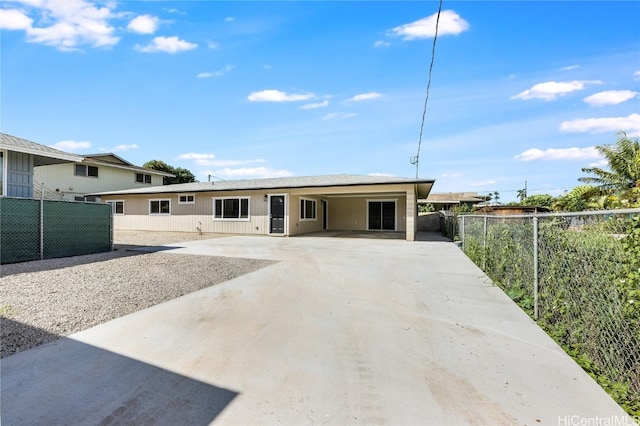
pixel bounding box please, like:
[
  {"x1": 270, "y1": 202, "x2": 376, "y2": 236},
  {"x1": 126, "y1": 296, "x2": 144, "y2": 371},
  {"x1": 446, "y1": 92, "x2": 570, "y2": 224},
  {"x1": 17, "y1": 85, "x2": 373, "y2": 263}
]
[
  {"x1": 300, "y1": 198, "x2": 317, "y2": 220},
  {"x1": 74, "y1": 196, "x2": 98, "y2": 202},
  {"x1": 213, "y1": 197, "x2": 249, "y2": 220},
  {"x1": 75, "y1": 164, "x2": 98, "y2": 177},
  {"x1": 107, "y1": 200, "x2": 125, "y2": 215},
  {"x1": 135, "y1": 173, "x2": 152, "y2": 184},
  {"x1": 149, "y1": 199, "x2": 171, "y2": 215},
  {"x1": 179, "y1": 194, "x2": 195, "y2": 204}
]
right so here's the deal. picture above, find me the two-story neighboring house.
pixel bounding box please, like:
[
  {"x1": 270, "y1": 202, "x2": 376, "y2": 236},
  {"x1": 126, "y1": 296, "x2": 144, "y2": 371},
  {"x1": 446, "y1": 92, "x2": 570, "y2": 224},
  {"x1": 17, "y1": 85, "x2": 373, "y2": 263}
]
[
  {"x1": 1, "y1": 133, "x2": 84, "y2": 197},
  {"x1": 34, "y1": 153, "x2": 175, "y2": 201}
]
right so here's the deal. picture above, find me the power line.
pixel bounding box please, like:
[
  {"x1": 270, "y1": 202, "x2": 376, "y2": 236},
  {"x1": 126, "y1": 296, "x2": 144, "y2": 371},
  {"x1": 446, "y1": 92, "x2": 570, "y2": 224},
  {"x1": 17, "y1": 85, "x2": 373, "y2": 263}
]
[{"x1": 411, "y1": 0, "x2": 443, "y2": 178}]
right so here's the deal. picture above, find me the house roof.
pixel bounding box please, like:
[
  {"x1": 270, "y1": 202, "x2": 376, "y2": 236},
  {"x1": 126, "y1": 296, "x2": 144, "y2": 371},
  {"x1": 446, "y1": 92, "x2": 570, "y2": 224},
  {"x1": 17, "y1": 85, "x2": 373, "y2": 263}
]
[
  {"x1": 82, "y1": 154, "x2": 175, "y2": 177},
  {"x1": 91, "y1": 174, "x2": 435, "y2": 198},
  {"x1": 0, "y1": 133, "x2": 84, "y2": 166}
]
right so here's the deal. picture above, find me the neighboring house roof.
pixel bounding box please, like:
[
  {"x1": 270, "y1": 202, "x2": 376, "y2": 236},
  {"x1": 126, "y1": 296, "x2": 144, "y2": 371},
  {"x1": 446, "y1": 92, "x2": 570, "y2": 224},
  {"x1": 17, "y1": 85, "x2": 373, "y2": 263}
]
[
  {"x1": 83, "y1": 153, "x2": 135, "y2": 166},
  {"x1": 0, "y1": 133, "x2": 83, "y2": 166},
  {"x1": 422, "y1": 192, "x2": 489, "y2": 204},
  {"x1": 473, "y1": 205, "x2": 551, "y2": 214},
  {"x1": 81, "y1": 154, "x2": 175, "y2": 177},
  {"x1": 91, "y1": 174, "x2": 435, "y2": 198}
]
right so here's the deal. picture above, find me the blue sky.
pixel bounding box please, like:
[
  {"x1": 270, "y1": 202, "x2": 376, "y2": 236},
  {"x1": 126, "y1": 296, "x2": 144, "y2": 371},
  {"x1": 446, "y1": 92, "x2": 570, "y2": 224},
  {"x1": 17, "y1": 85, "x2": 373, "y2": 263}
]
[{"x1": 1, "y1": 1, "x2": 639, "y2": 202}]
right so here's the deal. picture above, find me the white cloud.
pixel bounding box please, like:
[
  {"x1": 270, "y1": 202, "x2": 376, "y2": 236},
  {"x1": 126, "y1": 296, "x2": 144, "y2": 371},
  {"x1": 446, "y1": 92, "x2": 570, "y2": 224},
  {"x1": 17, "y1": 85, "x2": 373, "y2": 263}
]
[
  {"x1": 300, "y1": 100, "x2": 329, "y2": 109},
  {"x1": 560, "y1": 65, "x2": 580, "y2": 71},
  {"x1": 560, "y1": 113, "x2": 640, "y2": 137},
  {"x1": 470, "y1": 180, "x2": 496, "y2": 187},
  {"x1": 51, "y1": 140, "x2": 91, "y2": 152},
  {"x1": 225, "y1": 16, "x2": 235, "y2": 22},
  {"x1": 179, "y1": 152, "x2": 266, "y2": 167},
  {"x1": 5, "y1": 0, "x2": 121, "y2": 51},
  {"x1": 0, "y1": 9, "x2": 33, "y2": 30},
  {"x1": 441, "y1": 172, "x2": 463, "y2": 178},
  {"x1": 587, "y1": 159, "x2": 608, "y2": 168},
  {"x1": 368, "y1": 172, "x2": 394, "y2": 177},
  {"x1": 373, "y1": 40, "x2": 390, "y2": 48},
  {"x1": 511, "y1": 80, "x2": 602, "y2": 101},
  {"x1": 127, "y1": 15, "x2": 159, "y2": 34},
  {"x1": 110, "y1": 144, "x2": 139, "y2": 152},
  {"x1": 247, "y1": 89, "x2": 314, "y2": 102},
  {"x1": 214, "y1": 167, "x2": 294, "y2": 179},
  {"x1": 515, "y1": 147, "x2": 600, "y2": 162},
  {"x1": 197, "y1": 65, "x2": 234, "y2": 78},
  {"x1": 135, "y1": 36, "x2": 197, "y2": 53},
  {"x1": 164, "y1": 8, "x2": 185, "y2": 15},
  {"x1": 634, "y1": 71, "x2": 640, "y2": 80},
  {"x1": 584, "y1": 90, "x2": 638, "y2": 107},
  {"x1": 389, "y1": 10, "x2": 469, "y2": 40},
  {"x1": 178, "y1": 152, "x2": 216, "y2": 166},
  {"x1": 322, "y1": 112, "x2": 357, "y2": 120},
  {"x1": 347, "y1": 92, "x2": 383, "y2": 102}
]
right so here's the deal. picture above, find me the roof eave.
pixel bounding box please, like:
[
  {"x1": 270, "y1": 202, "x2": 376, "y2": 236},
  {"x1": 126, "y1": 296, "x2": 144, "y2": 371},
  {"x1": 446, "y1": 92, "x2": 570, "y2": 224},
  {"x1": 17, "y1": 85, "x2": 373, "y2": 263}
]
[{"x1": 0, "y1": 144, "x2": 84, "y2": 164}]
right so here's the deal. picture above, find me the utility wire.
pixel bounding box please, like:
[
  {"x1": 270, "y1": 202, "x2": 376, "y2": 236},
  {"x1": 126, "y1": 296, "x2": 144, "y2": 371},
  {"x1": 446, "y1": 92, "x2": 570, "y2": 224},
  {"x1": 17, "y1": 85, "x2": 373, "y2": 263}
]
[{"x1": 412, "y1": 0, "x2": 444, "y2": 178}]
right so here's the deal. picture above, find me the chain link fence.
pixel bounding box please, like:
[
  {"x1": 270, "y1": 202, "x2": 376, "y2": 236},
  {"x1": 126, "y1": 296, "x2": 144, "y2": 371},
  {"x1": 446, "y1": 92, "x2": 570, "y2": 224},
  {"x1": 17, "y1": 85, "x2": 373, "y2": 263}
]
[
  {"x1": 1, "y1": 197, "x2": 113, "y2": 264},
  {"x1": 458, "y1": 209, "x2": 640, "y2": 415}
]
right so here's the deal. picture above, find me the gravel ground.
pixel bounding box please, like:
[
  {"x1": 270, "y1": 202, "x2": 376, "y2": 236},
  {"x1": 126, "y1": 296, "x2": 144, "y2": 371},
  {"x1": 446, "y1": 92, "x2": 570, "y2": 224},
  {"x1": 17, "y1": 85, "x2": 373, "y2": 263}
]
[{"x1": 0, "y1": 231, "x2": 275, "y2": 358}]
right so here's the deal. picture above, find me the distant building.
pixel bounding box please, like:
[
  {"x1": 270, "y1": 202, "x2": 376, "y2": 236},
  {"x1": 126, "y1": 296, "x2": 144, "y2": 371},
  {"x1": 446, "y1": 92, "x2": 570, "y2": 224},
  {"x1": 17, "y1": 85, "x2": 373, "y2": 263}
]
[
  {"x1": 473, "y1": 205, "x2": 551, "y2": 215},
  {"x1": 420, "y1": 192, "x2": 490, "y2": 211}
]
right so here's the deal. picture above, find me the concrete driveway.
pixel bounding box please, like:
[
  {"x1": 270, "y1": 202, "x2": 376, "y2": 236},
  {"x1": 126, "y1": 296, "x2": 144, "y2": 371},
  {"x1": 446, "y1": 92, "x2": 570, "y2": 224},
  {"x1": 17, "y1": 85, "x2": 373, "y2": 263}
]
[{"x1": 1, "y1": 235, "x2": 632, "y2": 425}]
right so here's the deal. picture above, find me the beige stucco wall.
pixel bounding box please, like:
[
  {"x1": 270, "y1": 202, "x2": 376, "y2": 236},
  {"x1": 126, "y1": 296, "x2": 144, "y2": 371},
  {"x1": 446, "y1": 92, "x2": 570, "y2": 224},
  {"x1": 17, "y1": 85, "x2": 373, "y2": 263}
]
[
  {"x1": 288, "y1": 194, "x2": 324, "y2": 236},
  {"x1": 34, "y1": 163, "x2": 164, "y2": 201},
  {"x1": 108, "y1": 190, "x2": 274, "y2": 235},
  {"x1": 104, "y1": 182, "x2": 420, "y2": 239},
  {"x1": 326, "y1": 196, "x2": 407, "y2": 232}
]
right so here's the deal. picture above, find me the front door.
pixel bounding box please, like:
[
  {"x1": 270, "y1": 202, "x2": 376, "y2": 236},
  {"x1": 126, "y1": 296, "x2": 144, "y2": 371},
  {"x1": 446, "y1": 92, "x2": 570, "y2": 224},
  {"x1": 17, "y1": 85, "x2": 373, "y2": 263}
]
[
  {"x1": 270, "y1": 195, "x2": 285, "y2": 233},
  {"x1": 321, "y1": 200, "x2": 327, "y2": 230},
  {"x1": 368, "y1": 201, "x2": 395, "y2": 231}
]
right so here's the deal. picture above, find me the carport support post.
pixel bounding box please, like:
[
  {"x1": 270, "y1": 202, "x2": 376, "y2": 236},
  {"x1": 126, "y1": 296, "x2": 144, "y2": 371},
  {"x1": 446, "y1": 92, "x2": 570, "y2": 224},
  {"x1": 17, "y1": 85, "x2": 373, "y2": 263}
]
[
  {"x1": 406, "y1": 188, "x2": 416, "y2": 241},
  {"x1": 533, "y1": 216, "x2": 539, "y2": 320}
]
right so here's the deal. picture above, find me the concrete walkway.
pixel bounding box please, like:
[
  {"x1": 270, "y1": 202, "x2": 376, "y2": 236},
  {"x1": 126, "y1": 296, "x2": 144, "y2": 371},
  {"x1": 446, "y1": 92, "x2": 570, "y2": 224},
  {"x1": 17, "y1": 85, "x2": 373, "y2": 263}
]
[{"x1": 1, "y1": 236, "x2": 632, "y2": 425}]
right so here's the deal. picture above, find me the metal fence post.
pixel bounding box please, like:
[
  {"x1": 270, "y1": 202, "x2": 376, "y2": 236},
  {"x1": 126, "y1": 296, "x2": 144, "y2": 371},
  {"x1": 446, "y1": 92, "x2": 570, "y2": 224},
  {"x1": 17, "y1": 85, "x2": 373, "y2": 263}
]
[
  {"x1": 533, "y1": 215, "x2": 539, "y2": 320},
  {"x1": 483, "y1": 215, "x2": 488, "y2": 271},
  {"x1": 461, "y1": 216, "x2": 466, "y2": 250},
  {"x1": 40, "y1": 197, "x2": 44, "y2": 260}
]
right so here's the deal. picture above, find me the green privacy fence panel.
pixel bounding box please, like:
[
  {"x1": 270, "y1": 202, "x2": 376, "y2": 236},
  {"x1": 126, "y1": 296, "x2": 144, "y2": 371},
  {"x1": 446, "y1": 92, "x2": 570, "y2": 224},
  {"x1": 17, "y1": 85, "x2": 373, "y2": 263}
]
[
  {"x1": 0, "y1": 197, "x2": 112, "y2": 264},
  {"x1": 43, "y1": 201, "x2": 112, "y2": 259},
  {"x1": 0, "y1": 197, "x2": 41, "y2": 263}
]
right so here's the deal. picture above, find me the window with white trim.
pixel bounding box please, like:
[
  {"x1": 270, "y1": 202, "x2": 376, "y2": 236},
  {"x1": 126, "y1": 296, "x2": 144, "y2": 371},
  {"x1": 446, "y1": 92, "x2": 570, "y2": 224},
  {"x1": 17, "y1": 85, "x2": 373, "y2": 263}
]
[
  {"x1": 179, "y1": 194, "x2": 195, "y2": 204},
  {"x1": 107, "y1": 200, "x2": 125, "y2": 215},
  {"x1": 300, "y1": 198, "x2": 317, "y2": 220},
  {"x1": 149, "y1": 199, "x2": 171, "y2": 215},
  {"x1": 135, "y1": 173, "x2": 152, "y2": 184},
  {"x1": 75, "y1": 164, "x2": 98, "y2": 177},
  {"x1": 213, "y1": 197, "x2": 250, "y2": 220}
]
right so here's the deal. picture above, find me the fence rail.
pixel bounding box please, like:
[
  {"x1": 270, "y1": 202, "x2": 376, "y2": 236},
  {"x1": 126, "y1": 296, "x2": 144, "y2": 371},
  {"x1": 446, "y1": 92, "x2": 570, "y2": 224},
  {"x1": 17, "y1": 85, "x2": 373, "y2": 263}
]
[
  {"x1": 0, "y1": 197, "x2": 113, "y2": 264},
  {"x1": 458, "y1": 208, "x2": 640, "y2": 415}
]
